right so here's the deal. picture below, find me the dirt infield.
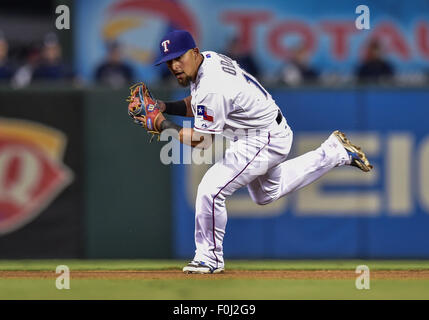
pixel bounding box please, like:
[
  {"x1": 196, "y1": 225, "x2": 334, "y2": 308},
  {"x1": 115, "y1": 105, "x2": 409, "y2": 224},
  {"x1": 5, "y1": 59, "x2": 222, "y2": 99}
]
[{"x1": 2, "y1": 270, "x2": 429, "y2": 280}]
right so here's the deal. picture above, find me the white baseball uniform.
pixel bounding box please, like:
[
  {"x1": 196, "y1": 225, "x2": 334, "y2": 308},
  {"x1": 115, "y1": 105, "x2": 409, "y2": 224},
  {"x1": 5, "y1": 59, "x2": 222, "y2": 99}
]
[{"x1": 189, "y1": 51, "x2": 350, "y2": 269}]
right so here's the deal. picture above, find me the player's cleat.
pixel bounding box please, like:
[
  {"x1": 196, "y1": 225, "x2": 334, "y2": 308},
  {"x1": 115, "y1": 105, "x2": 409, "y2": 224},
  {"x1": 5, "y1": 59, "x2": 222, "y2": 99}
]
[
  {"x1": 183, "y1": 260, "x2": 225, "y2": 274},
  {"x1": 333, "y1": 130, "x2": 373, "y2": 172}
]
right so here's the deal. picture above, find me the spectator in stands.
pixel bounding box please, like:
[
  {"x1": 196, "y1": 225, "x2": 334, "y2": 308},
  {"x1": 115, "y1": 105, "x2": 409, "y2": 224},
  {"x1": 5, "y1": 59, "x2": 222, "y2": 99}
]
[
  {"x1": 12, "y1": 45, "x2": 40, "y2": 88},
  {"x1": 31, "y1": 33, "x2": 74, "y2": 82},
  {"x1": 279, "y1": 45, "x2": 319, "y2": 86},
  {"x1": 356, "y1": 39, "x2": 394, "y2": 83},
  {"x1": 94, "y1": 41, "x2": 134, "y2": 88},
  {"x1": 0, "y1": 32, "x2": 15, "y2": 83},
  {"x1": 225, "y1": 36, "x2": 260, "y2": 79}
]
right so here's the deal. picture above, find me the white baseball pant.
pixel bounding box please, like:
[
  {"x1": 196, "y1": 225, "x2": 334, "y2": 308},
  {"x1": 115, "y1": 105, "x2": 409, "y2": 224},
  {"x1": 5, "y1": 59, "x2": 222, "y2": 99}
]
[{"x1": 193, "y1": 118, "x2": 350, "y2": 269}]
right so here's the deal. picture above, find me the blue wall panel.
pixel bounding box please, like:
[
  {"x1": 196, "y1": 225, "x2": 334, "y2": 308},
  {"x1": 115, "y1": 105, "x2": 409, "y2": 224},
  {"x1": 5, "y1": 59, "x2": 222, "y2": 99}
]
[{"x1": 173, "y1": 88, "x2": 429, "y2": 259}]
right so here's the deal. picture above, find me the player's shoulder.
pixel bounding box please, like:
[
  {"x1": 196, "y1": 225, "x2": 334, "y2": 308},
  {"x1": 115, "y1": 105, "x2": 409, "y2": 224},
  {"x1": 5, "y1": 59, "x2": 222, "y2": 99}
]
[
  {"x1": 201, "y1": 50, "x2": 220, "y2": 62},
  {"x1": 200, "y1": 51, "x2": 222, "y2": 74},
  {"x1": 197, "y1": 51, "x2": 235, "y2": 96},
  {"x1": 200, "y1": 51, "x2": 235, "y2": 72}
]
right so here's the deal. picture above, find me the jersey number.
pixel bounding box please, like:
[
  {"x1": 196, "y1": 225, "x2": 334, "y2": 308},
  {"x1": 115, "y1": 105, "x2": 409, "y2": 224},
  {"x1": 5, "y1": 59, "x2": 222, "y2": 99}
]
[{"x1": 243, "y1": 72, "x2": 268, "y2": 98}]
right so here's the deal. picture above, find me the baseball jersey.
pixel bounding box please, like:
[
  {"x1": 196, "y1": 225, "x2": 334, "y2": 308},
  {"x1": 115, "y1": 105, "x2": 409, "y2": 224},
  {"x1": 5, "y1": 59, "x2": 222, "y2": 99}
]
[{"x1": 190, "y1": 51, "x2": 281, "y2": 139}]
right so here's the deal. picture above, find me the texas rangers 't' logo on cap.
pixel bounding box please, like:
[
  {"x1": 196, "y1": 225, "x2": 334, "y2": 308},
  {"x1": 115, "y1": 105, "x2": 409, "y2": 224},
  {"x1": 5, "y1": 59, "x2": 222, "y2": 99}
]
[{"x1": 161, "y1": 40, "x2": 170, "y2": 52}]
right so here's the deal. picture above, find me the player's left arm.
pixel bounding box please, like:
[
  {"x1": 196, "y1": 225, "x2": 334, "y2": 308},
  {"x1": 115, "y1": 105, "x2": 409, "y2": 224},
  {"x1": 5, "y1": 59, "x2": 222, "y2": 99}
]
[
  {"x1": 161, "y1": 120, "x2": 213, "y2": 148},
  {"x1": 132, "y1": 115, "x2": 212, "y2": 148},
  {"x1": 157, "y1": 96, "x2": 194, "y2": 117}
]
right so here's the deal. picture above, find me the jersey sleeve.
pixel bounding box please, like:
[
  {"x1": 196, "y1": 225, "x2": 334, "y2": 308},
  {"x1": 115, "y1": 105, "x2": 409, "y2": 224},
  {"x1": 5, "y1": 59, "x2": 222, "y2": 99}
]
[{"x1": 193, "y1": 93, "x2": 227, "y2": 135}]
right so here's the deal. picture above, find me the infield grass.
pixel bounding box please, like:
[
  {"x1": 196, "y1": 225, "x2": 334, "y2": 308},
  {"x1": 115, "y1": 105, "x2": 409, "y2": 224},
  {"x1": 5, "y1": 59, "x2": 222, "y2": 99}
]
[
  {"x1": 1, "y1": 260, "x2": 429, "y2": 300},
  {"x1": 1, "y1": 259, "x2": 428, "y2": 271},
  {"x1": 2, "y1": 279, "x2": 429, "y2": 300}
]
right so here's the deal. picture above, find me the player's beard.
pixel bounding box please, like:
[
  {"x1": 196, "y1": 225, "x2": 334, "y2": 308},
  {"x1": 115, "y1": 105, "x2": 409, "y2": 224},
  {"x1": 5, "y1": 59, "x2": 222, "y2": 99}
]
[{"x1": 177, "y1": 75, "x2": 192, "y2": 87}]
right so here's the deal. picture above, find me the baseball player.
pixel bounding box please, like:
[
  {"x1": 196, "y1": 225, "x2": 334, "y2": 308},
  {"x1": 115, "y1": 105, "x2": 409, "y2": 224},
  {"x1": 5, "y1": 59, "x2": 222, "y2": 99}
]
[{"x1": 128, "y1": 30, "x2": 373, "y2": 274}]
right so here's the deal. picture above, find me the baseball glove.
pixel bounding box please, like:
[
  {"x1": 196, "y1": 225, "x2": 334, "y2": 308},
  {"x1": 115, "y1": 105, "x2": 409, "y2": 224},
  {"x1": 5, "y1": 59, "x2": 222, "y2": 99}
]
[{"x1": 127, "y1": 82, "x2": 165, "y2": 142}]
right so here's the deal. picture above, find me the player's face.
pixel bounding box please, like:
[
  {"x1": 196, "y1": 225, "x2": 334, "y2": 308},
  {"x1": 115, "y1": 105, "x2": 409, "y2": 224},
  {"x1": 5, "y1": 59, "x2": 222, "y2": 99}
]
[{"x1": 166, "y1": 49, "x2": 200, "y2": 87}]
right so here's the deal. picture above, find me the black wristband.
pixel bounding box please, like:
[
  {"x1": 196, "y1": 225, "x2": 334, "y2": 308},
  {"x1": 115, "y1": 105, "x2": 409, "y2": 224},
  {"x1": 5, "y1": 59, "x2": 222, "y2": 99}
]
[{"x1": 164, "y1": 100, "x2": 187, "y2": 116}]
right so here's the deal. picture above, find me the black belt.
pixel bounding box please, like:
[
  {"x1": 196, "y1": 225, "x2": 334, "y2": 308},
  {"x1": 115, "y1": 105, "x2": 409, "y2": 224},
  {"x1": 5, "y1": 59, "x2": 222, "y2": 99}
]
[{"x1": 275, "y1": 109, "x2": 283, "y2": 124}]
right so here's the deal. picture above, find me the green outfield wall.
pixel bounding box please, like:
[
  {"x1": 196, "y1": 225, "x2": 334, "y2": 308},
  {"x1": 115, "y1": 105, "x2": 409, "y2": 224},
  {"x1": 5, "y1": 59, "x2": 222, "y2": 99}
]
[
  {"x1": 0, "y1": 86, "x2": 173, "y2": 259},
  {"x1": 83, "y1": 88, "x2": 173, "y2": 258}
]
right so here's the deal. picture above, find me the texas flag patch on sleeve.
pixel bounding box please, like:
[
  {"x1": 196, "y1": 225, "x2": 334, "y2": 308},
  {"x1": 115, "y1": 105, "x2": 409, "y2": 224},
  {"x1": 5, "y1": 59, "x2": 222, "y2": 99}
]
[{"x1": 197, "y1": 105, "x2": 214, "y2": 122}]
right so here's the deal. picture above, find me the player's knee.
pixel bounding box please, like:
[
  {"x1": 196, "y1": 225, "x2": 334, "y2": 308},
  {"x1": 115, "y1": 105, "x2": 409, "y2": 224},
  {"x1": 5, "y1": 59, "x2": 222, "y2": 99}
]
[
  {"x1": 249, "y1": 193, "x2": 274, "y2": 206},
  {"x1": 197, "y1": 181, "x2": 231, "y2": 209},
  {"x1": 196, "y1": 183, "x2": 226, "y2": 217},
  {"x1": 254, "y1": 197, "x2": 273, "y2": 206},
  {"x1": 197, "y1": 183, "x2": 220, "y2": 203}
]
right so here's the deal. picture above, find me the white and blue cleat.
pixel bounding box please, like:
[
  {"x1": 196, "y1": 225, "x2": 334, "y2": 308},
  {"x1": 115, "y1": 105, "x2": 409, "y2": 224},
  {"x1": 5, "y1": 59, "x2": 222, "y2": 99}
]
[
  {"x1": 183, "y1": 261, "x2": 225, "y2": 274},
  {"x1": 333, "y1": 130, "x2": 373, "y2": 172}
]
